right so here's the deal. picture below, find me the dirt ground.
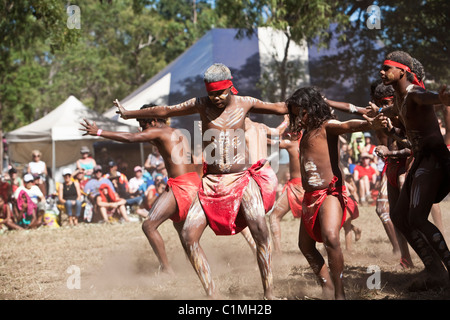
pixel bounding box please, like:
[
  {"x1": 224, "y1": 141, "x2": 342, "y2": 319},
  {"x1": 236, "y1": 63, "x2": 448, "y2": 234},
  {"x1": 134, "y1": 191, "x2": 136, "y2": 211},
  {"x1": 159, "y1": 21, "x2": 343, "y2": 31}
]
[{"x1": 1, "y1": 199, "x2": 450, "y2": 301}]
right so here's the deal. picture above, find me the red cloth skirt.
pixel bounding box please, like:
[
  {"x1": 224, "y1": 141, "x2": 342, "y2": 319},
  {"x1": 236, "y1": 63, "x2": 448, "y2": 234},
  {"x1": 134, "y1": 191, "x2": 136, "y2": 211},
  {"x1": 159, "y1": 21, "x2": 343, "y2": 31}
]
[
  {"x1": 166, "y1": 172, "x2": 201, "y2": 223},
  {"x1": 282, "y1": 177, "x2": 304, "y2": 218},
  {"x1": 385, "y1": 158, "x2": 407, "y2": 189},
  {"x1": 199, "y1": 160, "x2": 277, "y2": 236},
  {"x1": 301, "y1": 176, "x2": 349, "y2": 243}
]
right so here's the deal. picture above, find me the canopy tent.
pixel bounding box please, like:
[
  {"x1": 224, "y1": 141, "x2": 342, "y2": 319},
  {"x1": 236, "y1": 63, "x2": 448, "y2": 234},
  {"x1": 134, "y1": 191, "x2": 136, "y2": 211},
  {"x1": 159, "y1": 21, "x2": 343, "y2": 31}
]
[
  {"x1": 6, "y1": 95, "x2": 138, "y2": 189},
  {"x1": 102, "y1": 27, "x2": 310, "y2": 168},
  {"x1": 103, "y1": 27, "x2": 310, "y2": 132}
]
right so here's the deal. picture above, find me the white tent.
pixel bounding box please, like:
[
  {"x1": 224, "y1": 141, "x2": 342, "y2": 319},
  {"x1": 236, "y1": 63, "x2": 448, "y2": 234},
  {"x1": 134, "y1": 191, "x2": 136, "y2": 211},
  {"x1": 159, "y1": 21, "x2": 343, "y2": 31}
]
[
  {"x1": 102, "y1": 27, "x2": 310, "y2": 168},
  {"x1": 104, "y1": 27, "x2": 310, "y2": 130},
  {"x1": 6, "y1": 95, "x2": 137, "y2": 188}
]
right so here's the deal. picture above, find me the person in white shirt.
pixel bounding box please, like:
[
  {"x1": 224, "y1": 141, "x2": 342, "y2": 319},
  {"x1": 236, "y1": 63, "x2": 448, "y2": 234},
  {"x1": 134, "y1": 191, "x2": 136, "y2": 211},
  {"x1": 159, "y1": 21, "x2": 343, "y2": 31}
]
[
  {"x1": 128, "y1": 166, "x2": 146, "y2": 195},
  {"x1": 27, "y1": 150, "x2": 48, "y2": 196}
]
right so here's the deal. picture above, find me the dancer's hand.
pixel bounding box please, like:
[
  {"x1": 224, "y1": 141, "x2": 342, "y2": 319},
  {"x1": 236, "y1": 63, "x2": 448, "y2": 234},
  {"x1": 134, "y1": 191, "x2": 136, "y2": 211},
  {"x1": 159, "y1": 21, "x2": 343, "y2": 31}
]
[
  {"x1": 114, "y1": 99, "x2": 129, "y2": 119},
  {"x1": 365, "y1": 101, "x2": 379, "y2": 117},
  {"x1": 363, "y1": 113, "x2": 387, "y2": 130},
  {"x1": 79, "y1": 119, "x2": 99, "y2": 136},
  {"x1": 375, "y1": 145, "x2": 389, "y2": 158}
]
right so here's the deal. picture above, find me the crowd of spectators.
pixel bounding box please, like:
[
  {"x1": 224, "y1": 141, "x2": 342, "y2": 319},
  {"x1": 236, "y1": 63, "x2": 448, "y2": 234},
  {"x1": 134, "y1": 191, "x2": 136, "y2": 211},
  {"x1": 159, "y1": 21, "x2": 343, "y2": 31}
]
[
  {"x1": 0, "y1": 146, "x2": 168, "y2": 231},
  {"x1": 0, "y1": 129, "x2": 398, "y2": 232},
  {"x1": 340, "y1": 132, "x2": 382, "y2": 206}
]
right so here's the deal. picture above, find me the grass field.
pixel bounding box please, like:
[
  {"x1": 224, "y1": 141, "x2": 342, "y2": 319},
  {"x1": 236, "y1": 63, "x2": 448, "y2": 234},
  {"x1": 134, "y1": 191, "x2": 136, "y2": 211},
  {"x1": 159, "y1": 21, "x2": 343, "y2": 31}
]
[{"x1": 1, "y1": 199, "x2": 449, "y2": 300}]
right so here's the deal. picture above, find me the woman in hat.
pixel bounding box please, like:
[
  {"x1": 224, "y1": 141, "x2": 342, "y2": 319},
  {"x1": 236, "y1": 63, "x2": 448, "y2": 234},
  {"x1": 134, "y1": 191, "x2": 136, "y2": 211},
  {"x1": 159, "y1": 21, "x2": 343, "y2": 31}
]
[
  {"x1": 76, "y1": 146, "x2": 97, "y2": 180},
  {"x1": 27, "y1": 150, "x2": 48, "y2": 197}
]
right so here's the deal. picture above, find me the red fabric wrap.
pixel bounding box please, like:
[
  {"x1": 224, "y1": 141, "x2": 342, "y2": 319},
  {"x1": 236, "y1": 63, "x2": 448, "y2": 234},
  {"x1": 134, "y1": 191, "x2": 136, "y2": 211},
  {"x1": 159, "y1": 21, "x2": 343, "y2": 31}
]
[
  {"x1": 199, "y1": 159, "x2": 277, "y2": 236},
  {"x1": 347, "y1": 196, "x2": 359, "y2": 220},
  {"x1": 385, "y1": 158, "x2": 407, "y2": 189},
  {"x1": 166, "y1": 172, "x2": 201, "y2": 223},
  {"x1": 204, "y1": 79, "x2": 238, "y2": 94},
  {"x1": 282, "y1": 177, "x2": 304, "y2": 218},
  {"x1": 301, "y1": 176, "x2": 349, "y2": 243},
  {"x1": 250, "y1": 161, "x2": 278, "y2": 213},
  {"x1": 383, "y1": 60, "x2": 425, "y2": 89}
]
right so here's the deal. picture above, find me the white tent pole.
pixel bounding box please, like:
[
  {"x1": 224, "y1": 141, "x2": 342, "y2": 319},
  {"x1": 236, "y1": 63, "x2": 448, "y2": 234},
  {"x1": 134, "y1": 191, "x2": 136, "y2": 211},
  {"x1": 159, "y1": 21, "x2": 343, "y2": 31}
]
[{"x1": 51, "y1": 138, "x2": 56, "y2": 195}]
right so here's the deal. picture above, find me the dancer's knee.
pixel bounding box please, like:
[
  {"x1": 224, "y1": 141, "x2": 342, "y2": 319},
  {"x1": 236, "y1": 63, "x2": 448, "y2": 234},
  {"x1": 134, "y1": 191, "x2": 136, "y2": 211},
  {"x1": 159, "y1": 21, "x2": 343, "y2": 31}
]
[
  {"x1": 322, "y1": 232, "x2": 340, "y2": 251},
  {"x1": 142, "y1": 219, "x2": 157, "y2": 234}
]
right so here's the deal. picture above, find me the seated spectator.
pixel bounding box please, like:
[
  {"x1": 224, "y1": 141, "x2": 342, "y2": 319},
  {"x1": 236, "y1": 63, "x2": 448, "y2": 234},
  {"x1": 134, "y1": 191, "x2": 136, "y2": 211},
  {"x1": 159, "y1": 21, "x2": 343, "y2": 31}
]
[
  {"x1": 27, "y1": 150, "x2": 48, "y2": 197},
  {"x1": 362, "y1": 132, "x2": 376, "y2": 155},
  {"x1": 144, "y1": 147, "x2": 166, "y2": 179},
  {"x1": 13, "y1": 190, "x2": 41, "y2": 229},
  {"x1": 73, "y1": 168, "x2": 88, "y2": 190},
  {"x1": 148, "y1": 179, "x2": 167, "y2": 206},
  {"x1": 0, "y1": 175, "x2": 12, "y2": 204},
  {"x1": 153, "y1": 173, "x2": 167, "y2": 185},
  {"x1": 107, "y1": 162, "x2": 143, "y2": 210},
  {"x1": 136, "y1": 180, "x2": 166, "y2": 218},
  {"x1": 339, "y1": 140, "x2": 353, "y2": 169},
  {"x1": 14, "y1": 173, "x2": 46, "y2": 220},
  {"x1": 58, "y1": 168, "x2": 82, "y2": 226},
  {"x1": 104, "y1": 161, "x2": 134, "y2": 204},
  {"x1": 83, "y1": 165, "x2": 115, "y2": 200},
  {"x1": 76, "y1": 146, "x2": 97, "y2": 179},
  {"x1": 0, "y1": 194, "x2": 23, "y2": 230},
  {"x1": 96, "y1": 183, "x2": 130, "y2": 223},
  {"x1": 343, "y1": 168, "x2": 359, "y2": 203},
  {"x1": 353, "y1": 152, "x2": 378, "y2": 205},
  {"x1": 83, "y1": 165, "x2": 116, "y2": 222},
  {"x1": 6, "y1": 167, "x2": 23, "y2": 194},
  {"x1": 128, "y1": 166, "x2": 150, "y2": 197}
]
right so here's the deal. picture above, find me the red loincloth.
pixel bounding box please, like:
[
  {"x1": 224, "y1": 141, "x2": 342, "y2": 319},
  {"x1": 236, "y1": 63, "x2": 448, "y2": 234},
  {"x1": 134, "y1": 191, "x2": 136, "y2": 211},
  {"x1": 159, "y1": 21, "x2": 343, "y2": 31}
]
[
  {"x1": 250, "y1": 161, "x2": 278, "y2": 213},
  {"x1": 199, "y1": 159, "x2": 277, "y2": 236},
  {"x1": 282, "y1": 178, "x2": 304, "y2": 218},
  {"x1": 347, "y1": 196, "x2": 359, "y2": 220},
  {"x1": 166, "y1": 172, "x2": 201, "y2": 223},
  {"x1": 385, "y1": 158, "x2": 407, "y2": 189},
  {"x1": 301, "y1": 176, "x2": 349, "y2": 243}
]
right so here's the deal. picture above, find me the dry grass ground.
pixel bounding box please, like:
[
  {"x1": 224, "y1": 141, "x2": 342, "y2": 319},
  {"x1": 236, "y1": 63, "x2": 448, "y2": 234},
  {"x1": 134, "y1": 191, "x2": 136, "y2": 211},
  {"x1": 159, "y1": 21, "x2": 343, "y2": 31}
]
[{"x1": 1, "y1": 199, "x2": 450, "y2": 301}]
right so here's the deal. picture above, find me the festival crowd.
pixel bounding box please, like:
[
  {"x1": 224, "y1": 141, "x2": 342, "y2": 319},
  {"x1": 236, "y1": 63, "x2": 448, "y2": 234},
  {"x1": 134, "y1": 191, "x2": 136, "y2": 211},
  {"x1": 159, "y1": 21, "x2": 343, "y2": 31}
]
[{"x1": 0, "y1": 145, "x2": 169, "y2": 229}]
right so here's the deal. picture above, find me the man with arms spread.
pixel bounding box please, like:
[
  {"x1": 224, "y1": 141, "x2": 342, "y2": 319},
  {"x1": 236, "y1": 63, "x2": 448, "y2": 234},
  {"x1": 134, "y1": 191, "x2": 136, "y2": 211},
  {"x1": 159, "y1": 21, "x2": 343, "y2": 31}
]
[
  {"x1": 115, "y1": 63, "x2": 286, "y2": 299},
  {"x1": 81, "y1": 105, "x2": 200, "y2": 275}
]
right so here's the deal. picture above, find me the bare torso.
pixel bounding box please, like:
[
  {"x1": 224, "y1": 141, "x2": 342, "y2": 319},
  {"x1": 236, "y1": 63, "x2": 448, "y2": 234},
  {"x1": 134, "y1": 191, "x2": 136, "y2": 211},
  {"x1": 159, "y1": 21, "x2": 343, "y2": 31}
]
[
  {"x1": 299, "y1": 122, "x2": 341, "y2": 192},
  {"x1": 395, "y1": 85, "x2": 445, "y2": 154},
  {"x1": 197, "y1": 96, "x2": 279, "y2": 174}
]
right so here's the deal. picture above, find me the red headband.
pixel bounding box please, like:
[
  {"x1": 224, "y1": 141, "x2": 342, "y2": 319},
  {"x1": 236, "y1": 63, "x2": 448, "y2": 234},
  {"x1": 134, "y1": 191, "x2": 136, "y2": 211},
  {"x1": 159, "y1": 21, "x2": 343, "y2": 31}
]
[
  {"x1": 383, "y1": 60, "x2": 425, "y2": 89},
  {"x1": 382, "y1": 96, "x2": 394, "y2": 100},
  {"x1": 205, "y1": 79, "x2": 238, "y2": 94}
]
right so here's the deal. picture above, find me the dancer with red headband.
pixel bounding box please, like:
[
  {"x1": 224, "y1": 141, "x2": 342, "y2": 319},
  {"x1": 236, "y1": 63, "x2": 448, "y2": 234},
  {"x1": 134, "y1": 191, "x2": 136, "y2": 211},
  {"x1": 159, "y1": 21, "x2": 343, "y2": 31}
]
[
  {"x1": 374, "y1": 51, "x2": 450, "y2": 290},
  {"x1": 115, "y1": 63, "x2": 287, "y2": 299},
  {"x1": 286, "y1": 86, "x2": 387, "y2": 300},
  {"x1": 325, "y1": 81, "x2": 415, "y2": 268},
  {"x1": 81, "y1": 104, "x2": 201, "y2": 275}
]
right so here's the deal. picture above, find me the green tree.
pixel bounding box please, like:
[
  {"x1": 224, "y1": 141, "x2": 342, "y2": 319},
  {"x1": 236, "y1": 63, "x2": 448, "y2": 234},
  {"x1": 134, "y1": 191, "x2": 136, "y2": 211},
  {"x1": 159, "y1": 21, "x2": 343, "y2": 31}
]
[
  {"x1": 0, "y1": 0, "x2": 80, "y2": 171},
  {"x1": 215, "y1": 0, "x2": 350, "y2": 101}
]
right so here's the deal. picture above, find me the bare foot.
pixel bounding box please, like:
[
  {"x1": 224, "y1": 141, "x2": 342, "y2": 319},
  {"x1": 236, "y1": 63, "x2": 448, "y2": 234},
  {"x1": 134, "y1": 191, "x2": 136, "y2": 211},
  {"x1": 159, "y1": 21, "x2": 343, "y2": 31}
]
[{"x1": 354, "y1": 227, "x2": 362, "y2": 242}]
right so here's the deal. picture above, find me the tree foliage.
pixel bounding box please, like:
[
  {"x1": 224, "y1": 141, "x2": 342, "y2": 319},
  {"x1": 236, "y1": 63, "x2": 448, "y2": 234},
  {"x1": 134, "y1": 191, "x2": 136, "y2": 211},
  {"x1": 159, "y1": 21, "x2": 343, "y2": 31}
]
[{"x1": 1, "y1": 0, "x2": 448, "y2": 134}]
